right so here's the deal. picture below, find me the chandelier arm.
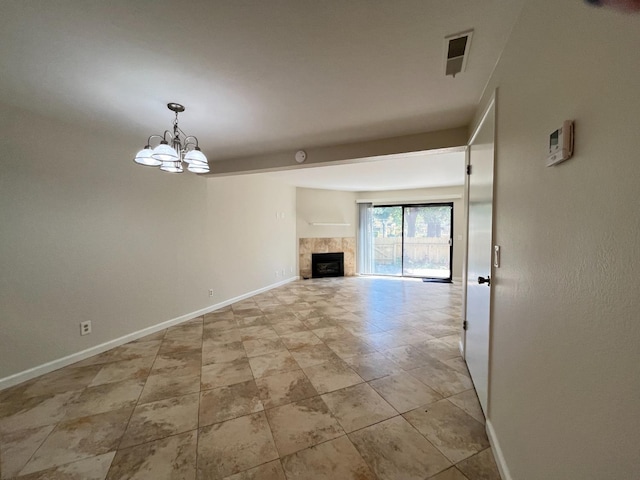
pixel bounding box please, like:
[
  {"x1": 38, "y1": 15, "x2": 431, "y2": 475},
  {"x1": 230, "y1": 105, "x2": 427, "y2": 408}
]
[
  {"x1": 163, "y1": 130, "x2": 175, "y2": 141},
  {"x1": 182, "y1": 136, "x2": 199, "y2": 149},
  {"x1": 145, "y1": 134, "x2": 165, "y2": 147}
]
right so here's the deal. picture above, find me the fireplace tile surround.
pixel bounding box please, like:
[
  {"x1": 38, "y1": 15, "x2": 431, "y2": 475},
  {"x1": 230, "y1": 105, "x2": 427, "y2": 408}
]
[{"x1": 299, "y1": 237, "x2": 356, "y2": 278}]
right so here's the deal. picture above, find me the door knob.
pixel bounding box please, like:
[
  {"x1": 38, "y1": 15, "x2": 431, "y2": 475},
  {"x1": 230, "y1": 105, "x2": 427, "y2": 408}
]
[{"x1": 478, "y1": 276, "x2": 491, "y2": 286}]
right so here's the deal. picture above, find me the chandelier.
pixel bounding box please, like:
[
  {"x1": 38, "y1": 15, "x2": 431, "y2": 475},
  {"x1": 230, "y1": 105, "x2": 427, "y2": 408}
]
[{"x1": 133, "y1": 103, "x2": 209, "y2": 174}]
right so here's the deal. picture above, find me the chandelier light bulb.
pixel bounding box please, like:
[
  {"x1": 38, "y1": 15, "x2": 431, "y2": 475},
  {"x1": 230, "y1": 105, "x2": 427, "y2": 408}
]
[
  {"x1": 184, "y1": 147, "x2": 208, "y2": 165},
  {"x1": 151, "y1": 142, "x2": 179, "y2": 162},
  {"x1": 188, "y1": 163, "x2": 210, "y2": 173},
  {"x1": 159, "y1": 160, "x2": 183, "y2": 173},
  {"x1": 133, "y1": 147, "x2": 162, "y2": 167}
]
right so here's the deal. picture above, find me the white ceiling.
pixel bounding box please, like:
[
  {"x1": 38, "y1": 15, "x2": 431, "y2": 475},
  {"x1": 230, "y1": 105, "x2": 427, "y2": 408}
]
[
  {"x1": 264, "y1": 149, "x2": 466, "y2": 191},
  {"x1": 0, "y1": 1, "x2": 523, "y2": 162}
]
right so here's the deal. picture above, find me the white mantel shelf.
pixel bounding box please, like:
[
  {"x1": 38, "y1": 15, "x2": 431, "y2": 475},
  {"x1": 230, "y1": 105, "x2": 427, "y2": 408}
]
[{"x1": 308, "y1": 222, "x2": 351, "y2": 226}]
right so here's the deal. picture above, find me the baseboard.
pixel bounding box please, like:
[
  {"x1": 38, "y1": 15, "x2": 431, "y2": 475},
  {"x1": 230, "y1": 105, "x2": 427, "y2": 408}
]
[
  {"x1": 0, "y1": 276, "x2": 299, "y2": 391},
  {"x1": 486, "y1": 419, "x2": 513, "y2": 480},
  {"x1": 453, "y1": 276, "x2": 463, "y2": 283}
]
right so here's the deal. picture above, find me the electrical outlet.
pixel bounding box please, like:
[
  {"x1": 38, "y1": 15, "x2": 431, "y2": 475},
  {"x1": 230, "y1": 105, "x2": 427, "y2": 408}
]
[
  {"x1": 208, "y1": 289, "x2": 214, "y2": 297},
  {"x1": 282, "y1": 268, "x2": 286, "y2": 277},
  {"x1": 290, "y1": 266, "x2": 294, "y2": 273},
  {"x1": 80, "y1": 321, "x2": 92, "y2": 336},
  {"x1": 275, "y1": 270, "x2": 279, "y2": 278}
]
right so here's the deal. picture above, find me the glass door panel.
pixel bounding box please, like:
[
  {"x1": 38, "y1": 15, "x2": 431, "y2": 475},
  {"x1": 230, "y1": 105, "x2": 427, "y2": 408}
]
[
  {"x1": 372, "y1": 206, "x2": 402, "y2": 276},
  {"x1": 402, "y1": 204, "x2": 453, "y2": 279}
]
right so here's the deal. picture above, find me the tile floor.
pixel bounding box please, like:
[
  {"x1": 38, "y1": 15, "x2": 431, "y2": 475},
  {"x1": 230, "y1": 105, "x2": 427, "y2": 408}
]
[{"x1": 0, "y1": 277, "x2": 501, "y2": 479}]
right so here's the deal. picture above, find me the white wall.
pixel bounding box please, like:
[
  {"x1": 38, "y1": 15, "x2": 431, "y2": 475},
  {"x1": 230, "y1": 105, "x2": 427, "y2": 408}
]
[
  {"x1": 208, "y1": 175, "x2": 296, "y2": 297},
  {"x1": 476, "y1": 1, "x2": 640, "y2": 478},
  {"x1": 356, "y1": 186, "x2": 465, "y2": 279},
  {"x1": 0, "y1": 105, "x2": 296, "y2": 382},
  {"x1": 296, "y1": 187, "x2": 357, "y2": 239}
]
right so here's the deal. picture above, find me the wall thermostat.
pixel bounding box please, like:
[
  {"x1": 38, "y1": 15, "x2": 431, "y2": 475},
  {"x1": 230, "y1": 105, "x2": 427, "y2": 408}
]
[
  {"x1": 547, "y1": 120, "x2": 574, "y2": 167},
  {"x1": 295, "y1": 150, "x2": 307, "y2": 163}
]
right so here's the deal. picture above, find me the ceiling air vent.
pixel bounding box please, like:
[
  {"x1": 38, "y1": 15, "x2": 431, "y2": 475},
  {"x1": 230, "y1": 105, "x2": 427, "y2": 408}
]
[{"x1": 444, "y1": 29, "x2": 473, "y2": 77}]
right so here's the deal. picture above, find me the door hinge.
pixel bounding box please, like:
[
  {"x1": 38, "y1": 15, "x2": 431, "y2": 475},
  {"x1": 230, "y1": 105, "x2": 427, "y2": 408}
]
[
  {"x1": 463, "y1": 320, "x2": 468, "y2": 331},
  {"x1": 466, "y1": 165, "x2": 472, "y2": 175}
]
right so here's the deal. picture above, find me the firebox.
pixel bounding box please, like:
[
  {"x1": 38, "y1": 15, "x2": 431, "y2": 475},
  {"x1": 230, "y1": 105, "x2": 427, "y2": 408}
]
[{"x1": 311, "y1": 252, "x2": 344, "y2": 278}]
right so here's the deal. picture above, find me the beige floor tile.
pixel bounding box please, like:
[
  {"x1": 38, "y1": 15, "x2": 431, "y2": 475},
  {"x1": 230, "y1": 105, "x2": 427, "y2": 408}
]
[
  {"x1": 369, "y1": 372, "x2": 442, "y2": 413},
  {"x1": 238, "y1": 325, "x2": 279, "y2": 342},
  {"x1": 0, "y1": 391, "x2": 79, "y2": 434},
  {"x1": 199, "y1": 380, "x2": 263, "y2": 426},
  {"x1": 236, "y1": 315, "x2": 270, "y2": 328},
  {"x1": 289, "y1": 344, "x2": 340, "y2": 368},
  {"x1": 265, "y1": 396, "x2": 344, "y2": 457},
  {"x1": 201, "y1": 359, "x2": 254, "y2": 390},
  {"x1": 310, "y1": 326, "x2": 351, "y2": 342},
  {"x1": 158, "y1": 337, "x2": 203, "y2": 355},
  {"x1": 21, "y1": 365, "x2": 102, "y2": 398},
  {"x1": 381, "y1": 344, "x2": 434, "y2": 370},
  {"x1": 0, "y1": 424, "x2": 55, "y2": 478},
  {"x1": 247, "y1": 350, "x2": 299, "y2": 378},
  {"x1": 139, "y1": 371, "x2": 200, "y2": 404},
  {"x1": 413, "y1": 339, "x2": 461, "y2": 362},
  {"x1": 442, "y1": 357, "x2": 470, "y2": 376},
  {"x1": 107, "y1": 430, "x2": 197, "y2": 480},
  {"x1": 343, "y1": 352, "x2": 404, "y2": 381},
  {"x1": 203, "y1": 328, "x2": 242, "y2": 344},
  {"x1": 271, "y1": 319, "x2": 308, "y2": 335},
  {"x1": 416, "y1": 322, "x2": 461, "y2": 339},
  {"x1": 349, "y1": 416, "x2": 451, "y2": 480},
  {"x1": 448, "y1": 390, "x2": 485, "y2": 425},
  {"x1": 455, "y1": 448, "x2": 501, "y2": 480},
  {"x1": 16, "y1": 452, "x2": 116, "y2": 480},
  {"x1": 325, "y1": 338, "x2": 377, "y2": 360},
  {"x1": 1, "y1": 279, "x2": 475, "y2": 480},
  {"x1": 408, "y1": 360, "x2": 473, "y2": 397},
  {"x1": 197, "y1": 412, "x2": 278, "y2": 479},
  {"x1": 89, "y1": 356, "x2": 155, "y2": 387},
  {"x1": 281, "y1": 435, "x2": 377, "y2": 480},
  {"x1": 120, "y1": 393, "x2": 199, "y2": 448},
  {"x1": 63, "y1": 378, "x2": 144, "y2": 420},
  {"x1": 71, "y1": 339, "x2": 162, "y2": 368},
  {"x1": 222, "y1": 460, "x2": 286, "y2": 480},
  {"x1": 321, "y1": 383, "x2": 397, "y2": 432},
  {"x1": 151, "y1": 350, "x2": 202, "y2": 374},
  {"x1": 302, "y1": 316, "x2": 337, "y2": 329},
  {"x1": 403, "y1": 399, "x2": 489, "y2": 463},
  {"x1": 303, "y1": 360, "x2": 364, "y2": 394},
  {"x1": 242, "y1": 337, "x2": 287, "y2": 358},
  {"x1": 202, "y1": 340, "x2": 246, "y2": 365},
  {"x1": 203, "y1": 319, "x2": 238, "y2": 333},
  {"x1": 255, "y1": 369, "x2": 318, "y2": 409},
  {"x1": 20, "y1": 407, "x2": 132, "y2": 474},
  {"x1": 279, "y1": 331, "x2": 323, "y2": 350},
  {"x1": 428, "y1": 466, "x2": 469, "y2": 480}
]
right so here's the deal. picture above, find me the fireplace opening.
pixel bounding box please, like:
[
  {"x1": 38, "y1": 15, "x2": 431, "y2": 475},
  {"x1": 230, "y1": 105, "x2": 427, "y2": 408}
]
[{"x1": 312, "y1": 252, "x2": 344, "y2": 278}]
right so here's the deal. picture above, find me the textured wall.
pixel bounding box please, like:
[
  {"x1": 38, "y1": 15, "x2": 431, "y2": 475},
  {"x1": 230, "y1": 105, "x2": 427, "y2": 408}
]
[
  {"x1": 0, "y1": 105, "x2": 296, "y2": 381},
  {"x1": 475, "y1": 1, "x2": 640, "y2": 478}
]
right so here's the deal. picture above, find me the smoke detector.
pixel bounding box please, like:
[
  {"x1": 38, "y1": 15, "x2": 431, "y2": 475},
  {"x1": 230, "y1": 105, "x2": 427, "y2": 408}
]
[{"x1": 444, "y1": 29, "x2": 473, "y2": 77}]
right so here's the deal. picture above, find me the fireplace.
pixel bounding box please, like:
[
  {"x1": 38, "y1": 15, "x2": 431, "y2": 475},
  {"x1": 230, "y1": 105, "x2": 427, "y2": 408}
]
[{"x1": 312, "y1": 252, "x2": 344, "y2": 278}]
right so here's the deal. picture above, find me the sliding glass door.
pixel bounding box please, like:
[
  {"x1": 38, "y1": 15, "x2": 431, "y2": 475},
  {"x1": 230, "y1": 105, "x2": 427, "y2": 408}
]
[
  {"x1": 402, "y1": 204, "x2": 453, "y2": 279},
  {"x1": 372, "y1": 206, "x2": 403, "y2": 275},
  {"x1": 367, "y1": 203, "x2": 453, "y2": 280}
]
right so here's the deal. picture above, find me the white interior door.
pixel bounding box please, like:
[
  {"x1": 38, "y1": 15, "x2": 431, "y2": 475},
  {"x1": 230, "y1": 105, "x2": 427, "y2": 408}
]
[{"x1": 465, "y1": 98, "x2": 495, "y2": 416}]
